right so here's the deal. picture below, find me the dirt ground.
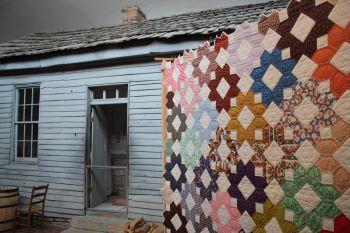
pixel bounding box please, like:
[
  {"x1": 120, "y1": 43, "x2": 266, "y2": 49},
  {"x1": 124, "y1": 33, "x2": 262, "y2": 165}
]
[{"x1": 8, "y1": 225, "x2": 67, "y2": 233}]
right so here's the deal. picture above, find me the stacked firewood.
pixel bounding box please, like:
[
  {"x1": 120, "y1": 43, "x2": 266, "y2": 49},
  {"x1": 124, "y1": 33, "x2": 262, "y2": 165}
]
[{"x1": 122, "y1": 217, "x2": 163, "y2": 233}]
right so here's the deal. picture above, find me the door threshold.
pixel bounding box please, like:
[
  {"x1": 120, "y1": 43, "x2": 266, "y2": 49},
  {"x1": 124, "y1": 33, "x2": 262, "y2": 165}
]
[
  {"x1": 87, "y1": 205, "x2": 128, "y2": 219},
  {"x1": 87, "y1": 207, "x2": 127, "y2": 213},
  {"x1": 88, "y1": 204, "x2": 127, "y2": 214}
]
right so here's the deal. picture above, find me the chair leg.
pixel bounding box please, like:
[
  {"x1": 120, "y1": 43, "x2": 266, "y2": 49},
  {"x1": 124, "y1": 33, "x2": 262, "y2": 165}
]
[
  {"x1": 28, "y1": 212, "x2": 33, "y2": 226},
  {"x1": 41, "y1": 212, "x2": 44, "y2": 223}
]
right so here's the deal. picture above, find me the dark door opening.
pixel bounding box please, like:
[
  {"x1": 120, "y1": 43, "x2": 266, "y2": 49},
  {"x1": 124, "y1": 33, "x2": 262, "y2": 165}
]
[{"x1": 88, "y1": 103, "x2": 128, "y2": 213}]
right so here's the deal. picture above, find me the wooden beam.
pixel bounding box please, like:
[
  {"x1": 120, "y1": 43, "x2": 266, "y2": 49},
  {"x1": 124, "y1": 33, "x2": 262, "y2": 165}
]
[
  {"x1": 154, "y1": 57, "x2": 174, "y2": 62},
  {"x1": 160, "y1": 58, "x2": 168, "y2": 213}
]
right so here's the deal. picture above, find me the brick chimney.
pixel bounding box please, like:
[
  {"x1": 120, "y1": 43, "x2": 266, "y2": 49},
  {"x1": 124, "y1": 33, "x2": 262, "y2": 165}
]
[{"x1": 122, "y1": 5, "x2": 146, "y2": 24}]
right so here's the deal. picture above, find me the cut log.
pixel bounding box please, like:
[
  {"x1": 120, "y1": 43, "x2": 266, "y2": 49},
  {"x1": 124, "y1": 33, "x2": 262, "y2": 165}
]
[
  {"x1": 129, "y1": 217, "x2": 143, "y2": 230},
  {"x1": 122, "y1": 217, "x2": 163, "y2": 233}
]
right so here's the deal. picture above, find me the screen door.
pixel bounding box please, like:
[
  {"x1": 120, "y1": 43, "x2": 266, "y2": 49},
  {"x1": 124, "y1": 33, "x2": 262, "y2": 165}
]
[{"x1": 89, "y1": 106, "x2": 112, "y2": 207}]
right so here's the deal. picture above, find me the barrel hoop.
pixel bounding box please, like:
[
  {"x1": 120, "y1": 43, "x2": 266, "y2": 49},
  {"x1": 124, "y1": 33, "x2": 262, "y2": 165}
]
[
  {"x1": 0, "y1": 218, "x2": 15, "y2": 225},
  {"x1": 0, "y1": 203, "x2": 18, "y2": 209},
  {"x1": 0, "y1": 193, "x2": 19, "y2": 199},
  {"x1": 0, "y1": 188, "x2": 18, "y2": 193}
]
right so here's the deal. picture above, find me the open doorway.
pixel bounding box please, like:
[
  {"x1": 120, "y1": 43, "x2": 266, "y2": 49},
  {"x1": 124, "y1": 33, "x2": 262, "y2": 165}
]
[{"x1": 87, "y1": 103, "x2": 128, "y2": 213}]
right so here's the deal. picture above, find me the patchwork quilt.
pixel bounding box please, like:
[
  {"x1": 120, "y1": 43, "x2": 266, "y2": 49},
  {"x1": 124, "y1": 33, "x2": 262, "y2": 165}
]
[{"x1": 162, "y1": 0, "x2": 350, "y2": 232}]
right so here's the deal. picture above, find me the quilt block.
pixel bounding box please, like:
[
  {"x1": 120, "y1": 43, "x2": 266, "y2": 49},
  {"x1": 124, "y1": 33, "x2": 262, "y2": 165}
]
[{"x1": 163, "y1": 0, "x2": 350, "y2": 232}]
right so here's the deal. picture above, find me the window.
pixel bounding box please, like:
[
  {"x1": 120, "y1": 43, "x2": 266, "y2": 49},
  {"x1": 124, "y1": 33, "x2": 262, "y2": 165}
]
[
  {"x1": 92, "y1": 85, "x2": 128, "y2": 100},
  {"x1": 15, "y1": 86, "x2": 40, "y2": 160}
]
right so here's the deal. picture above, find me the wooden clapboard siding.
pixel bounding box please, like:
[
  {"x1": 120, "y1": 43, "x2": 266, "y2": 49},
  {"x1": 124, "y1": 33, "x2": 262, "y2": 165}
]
[
  {"x1": 128, "y1": 78, "x2": 163, "y2": 221},
  {"x1": 0, "y1": 61, "x2": 164, "y2": 221},
  {"x1": 0, "y1": 85, "x2": 13, "y2": 165}
]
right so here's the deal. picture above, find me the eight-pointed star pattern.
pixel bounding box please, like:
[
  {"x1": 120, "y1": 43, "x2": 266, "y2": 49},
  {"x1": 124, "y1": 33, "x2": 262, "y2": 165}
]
[
  {"x1": 280, "y1": 79, "x2": 337, "y2": 145},
  {"x1": 227, "y1": 91, "x2": 267, "y2": 146},
  {"x1": 208, "y1": 127, "x2": 239, "y2": 173},
  {"x1": 179, "y1": 129, "x2": 202, "y2": 169},
  {"x1": 193, "y1": 156, "x2": 219, "y2": 201},
  {"x1": 208, "y1": 64, "x2": 240, "y2": 112},
  {"x1": 163, "y1": 153, "x2": 187, "y2": 192},
  {"x1": 178, "y1": 73, "x2": 201, "y2": 116},
  {"x1": 252, "y1": 199, "x2": 298, "y2": 233},
  {"x1": 180, "y1": 182, "x2": 216, "y2": 233},
  {"x1": 210, "y1": 190, "x2": 242, "y2": 233},
  {"x1": 166, "y1": 105, "x2": 187, "y2": 141},
  {"x1": 282, "y1": 165, "x2": 341, "y2": 232},
  {"x1": 227, "y1": 22, "x2": 265, "y2": 82},
  {"x1": 163, "y1": 202, "x2": 188, "y2": 233},
  {"x1": 251, "y1": 48, "x2": 297, "y2": 108},
  {"x1": 193, "y1": 100, "x2": 218, "y2": 144},
  {"x1": 227, "y1": 160, "x2": 268, "y2": 215},
  {"x1": 276, "y1": 0, "x2": 334, "y2": 60},
  {"x1": 192, "y1": 42, "x2": 218, "y2": 87},
  {"x1": 165, "y1": 57, "x2": 187, "y2": 93}
]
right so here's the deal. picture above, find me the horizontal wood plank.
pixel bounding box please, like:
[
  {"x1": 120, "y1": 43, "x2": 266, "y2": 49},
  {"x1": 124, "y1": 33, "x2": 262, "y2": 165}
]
[{"x1": 0, "y1": 62, "x2": 163, "y2": 221}]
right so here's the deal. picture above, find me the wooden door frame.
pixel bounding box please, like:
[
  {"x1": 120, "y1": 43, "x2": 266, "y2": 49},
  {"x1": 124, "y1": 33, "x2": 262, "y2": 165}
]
[{"x1": 84, "y1": 84, "x2": 130, "y2": 213}]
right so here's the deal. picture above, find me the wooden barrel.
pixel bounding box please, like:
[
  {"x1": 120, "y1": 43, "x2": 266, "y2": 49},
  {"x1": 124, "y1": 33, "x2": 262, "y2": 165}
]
[{"x1": 0, "y1": 186, "x2": 18, "y2": 232}]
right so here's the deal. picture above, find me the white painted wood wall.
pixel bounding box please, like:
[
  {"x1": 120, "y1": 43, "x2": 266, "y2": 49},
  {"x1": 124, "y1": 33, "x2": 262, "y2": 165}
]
[{"x1": 0, "y1": 61, "x2": 163, "y2": 222}]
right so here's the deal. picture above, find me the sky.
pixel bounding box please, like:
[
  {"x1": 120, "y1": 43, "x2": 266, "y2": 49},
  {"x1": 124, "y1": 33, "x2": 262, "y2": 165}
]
[{"x1": 0, "y1": 0, "x2": 269, "y2": 43}]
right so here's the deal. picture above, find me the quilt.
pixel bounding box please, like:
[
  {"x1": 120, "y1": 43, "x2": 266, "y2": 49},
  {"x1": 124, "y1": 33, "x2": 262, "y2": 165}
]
[{"x1": 162, "y1": 0, "x2": 350, "y2": 232}]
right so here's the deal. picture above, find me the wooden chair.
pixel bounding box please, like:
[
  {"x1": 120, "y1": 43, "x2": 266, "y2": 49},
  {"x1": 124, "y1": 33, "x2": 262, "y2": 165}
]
[{"x1": 17, "y1": 184, "x2": 49, "y2": 226}]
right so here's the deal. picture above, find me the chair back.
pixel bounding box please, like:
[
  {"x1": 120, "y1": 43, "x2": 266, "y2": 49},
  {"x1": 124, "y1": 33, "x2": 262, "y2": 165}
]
[{"x1": 29, "y1": 184, "x2": 49, "y2": 210}]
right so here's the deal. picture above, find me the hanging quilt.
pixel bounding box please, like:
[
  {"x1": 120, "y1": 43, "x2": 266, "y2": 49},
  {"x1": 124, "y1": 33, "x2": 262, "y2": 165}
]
[{"x1": 162, "y1": 0, "x2": 350, "y2": 232}]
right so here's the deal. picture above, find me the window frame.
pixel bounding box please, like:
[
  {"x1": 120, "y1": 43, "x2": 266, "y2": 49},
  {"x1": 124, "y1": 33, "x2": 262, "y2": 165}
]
[
  {"x1": 13, "y1": 84, "x2": 40, "y2": 163},
  {"x1": 90, "y1": 84, "x2": 128, "y2": 105}
]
